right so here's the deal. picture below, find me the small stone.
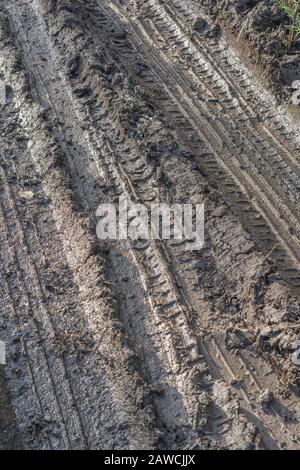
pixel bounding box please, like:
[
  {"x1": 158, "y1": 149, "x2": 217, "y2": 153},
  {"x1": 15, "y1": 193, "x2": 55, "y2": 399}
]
[
  {"x1": 18, "y1": 190, "x2": 34, "y2": 200},
  {"x1": 260, "y1": 327, "x2": 273, "y2": 338}
]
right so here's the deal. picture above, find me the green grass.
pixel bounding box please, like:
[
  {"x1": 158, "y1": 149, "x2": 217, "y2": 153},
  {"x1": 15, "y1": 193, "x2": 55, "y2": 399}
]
[{"x1": 275, "y1": 0, "x2": 300, "y2": 47}]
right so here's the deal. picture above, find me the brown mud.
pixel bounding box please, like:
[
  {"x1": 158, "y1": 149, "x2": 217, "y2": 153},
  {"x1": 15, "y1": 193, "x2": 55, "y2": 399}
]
[
  {"x1": 200, "y1": 0, "x2": 300, "y2": 104},
  {"x1": 0, "y1": 0, "x2": 300, "y2": 450}
]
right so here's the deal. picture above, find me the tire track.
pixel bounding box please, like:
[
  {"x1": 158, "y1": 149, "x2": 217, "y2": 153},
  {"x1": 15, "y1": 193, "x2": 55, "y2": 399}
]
[
  {"x1": 100, "y1": 0, "x2": 300, "y2": 290},
  {"x1": 1, "y1": 0, "x2": 300, "y2": 450}
]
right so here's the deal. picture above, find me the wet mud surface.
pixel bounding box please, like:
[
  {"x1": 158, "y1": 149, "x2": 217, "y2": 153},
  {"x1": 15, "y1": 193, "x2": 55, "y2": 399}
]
[
  {"x1": 0, "y1": 366, "x2": 21, "y2": 449},
  {"x1": 0, "y1": 0, "x2": 300, "y2": 450}
]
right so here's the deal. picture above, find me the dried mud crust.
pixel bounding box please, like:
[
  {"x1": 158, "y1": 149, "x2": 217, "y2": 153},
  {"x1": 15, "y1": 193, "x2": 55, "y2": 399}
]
[
  {"x1": 0, "y1": 0, "x2": 300, "y2": 450},
  {"x1": 199, "y1": 0, "x2": 300, "y2": 103}
]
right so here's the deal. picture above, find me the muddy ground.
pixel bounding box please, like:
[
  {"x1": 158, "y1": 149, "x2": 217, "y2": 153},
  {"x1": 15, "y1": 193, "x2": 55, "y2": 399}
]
[
  {"x1": 1, "y1": 0, "x2": 300, "y2": 450},
  {"x1": 200, "y1": 0, "x2": 300, "y2": 103}
]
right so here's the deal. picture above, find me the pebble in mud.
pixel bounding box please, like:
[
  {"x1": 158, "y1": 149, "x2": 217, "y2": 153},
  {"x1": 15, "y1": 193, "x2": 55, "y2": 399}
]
[{"x1": 18, "y1": 189, "x2": 35, "y2": 200}]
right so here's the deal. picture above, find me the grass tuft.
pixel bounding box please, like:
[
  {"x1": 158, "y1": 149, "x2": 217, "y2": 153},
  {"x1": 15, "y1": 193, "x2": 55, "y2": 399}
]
[{"x1": 275, "y1": 0, "x2": 300, "y2": 47}]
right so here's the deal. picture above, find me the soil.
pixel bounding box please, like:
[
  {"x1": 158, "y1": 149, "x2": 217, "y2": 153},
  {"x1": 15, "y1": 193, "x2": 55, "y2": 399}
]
[
  {"x1": 0, "y1": 0, "x2": 300, "y2": 450},
  {"x1": 0, "y1": 366, "x2": 21, "y2": 449},
  {"x1": 200, "y1": 0, "x2": 300, "y2": 103}
]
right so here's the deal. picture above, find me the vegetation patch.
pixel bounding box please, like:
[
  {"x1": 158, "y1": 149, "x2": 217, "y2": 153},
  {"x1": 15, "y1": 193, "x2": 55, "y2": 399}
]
[{"x1": 275, "y1": 0, "x2": 300, "y2": 47}]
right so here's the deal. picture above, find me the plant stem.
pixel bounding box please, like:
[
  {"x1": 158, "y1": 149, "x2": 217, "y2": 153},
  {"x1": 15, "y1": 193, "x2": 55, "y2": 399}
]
[{"x1": 289, "y1": 1, "x2": 300, "y2": 47}]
